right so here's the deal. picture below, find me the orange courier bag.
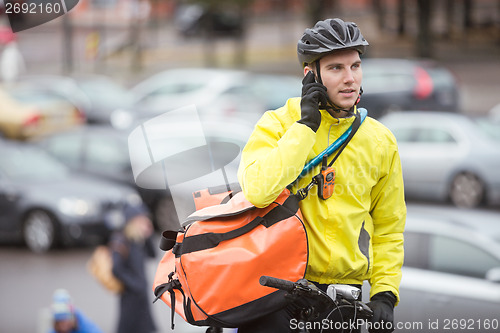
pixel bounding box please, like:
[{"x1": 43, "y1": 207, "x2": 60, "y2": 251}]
[{"x1": 153, "y1": 188, "x2": 308, "y2": 328}]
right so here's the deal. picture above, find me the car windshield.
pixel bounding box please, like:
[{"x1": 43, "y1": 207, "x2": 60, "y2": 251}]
[
  {"x1": 77, "y1": 79, "x2": 135, "y2": 108},
  {"x1": 0, "y1": 146, "x2": 69, "y2": 181},
  {"x1": 132, "y1": 75, "x2": 207, "y2": 103},
  {"x1": 9, "y1": 89, "x2": 63, "y2": 105},
  {"x1": 473, "y1": 118, "x2": 500, "y2": 141},
  {"x1": 361, "y1": 61, "x2": 415, "y2": 93}
]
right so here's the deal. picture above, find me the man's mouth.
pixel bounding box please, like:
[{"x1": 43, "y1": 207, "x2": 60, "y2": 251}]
[{"x1": 339, "y1": 89, "x2": 356, "y2": 96}]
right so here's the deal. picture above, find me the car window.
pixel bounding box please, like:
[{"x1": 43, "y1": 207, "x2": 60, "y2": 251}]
[
  {"x1": 135, "y1": 77, "x2": 206, "y2": 103},
  {"x1": 403, "y1": 231, "x2": 430, "y2": 269},
  {"x1": 86, "y1": 138, "x2": 129, "y2": 171},
  {"x1": 429, "y1": 235, "x2": 500, "y2": 279},
  {"x1": 247, "y1": 76, "x2": 301, "y2": 109},
  {"x1": 426, "y1": 67, "x2": 456, "y2": 89},
  {"x1": 0, "y1": 146, "x2": 68, "y2": 180},
  {"x1": 390, "y1": 127, "x2": 416, "y2": 143},
  {"x1": 44, "y1": 135, "x2": 84, "y2": 169},
  {"x1": 474, "y1": 119, "x2": 500, "y2": 141},
  {"x1": 221, "y1": 85, "x2": 247, "y2": 96},
  {"x1": 77, "y1": 79, "x2": 134, "y2": 107},
  {"x1": 153, "y1": 82, "x2": 204, "y2": 96},
  {"x1": 10, "y1": 90, "x2": 63, "y2": 105},
  {"x1": 414, "y1": 128, "x2": 456, "y2": 143},
  {"x1": 362, "y1": 72, "x2": 414, "y2": 93}
]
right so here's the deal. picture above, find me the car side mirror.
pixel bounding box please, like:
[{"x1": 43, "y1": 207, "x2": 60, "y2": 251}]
[{"x1": 486, "y1": 267, "x2": 500, "y2": 283}]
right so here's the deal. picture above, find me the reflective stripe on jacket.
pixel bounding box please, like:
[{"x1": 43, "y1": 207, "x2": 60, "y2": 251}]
[{"x1": 237, "y1": 97, "x2": 406, "y2": 303}]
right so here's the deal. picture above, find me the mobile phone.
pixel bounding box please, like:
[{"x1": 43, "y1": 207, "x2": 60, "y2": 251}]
[{"x1": 307, "y1": 70, "x2": 329, "y2": 110}]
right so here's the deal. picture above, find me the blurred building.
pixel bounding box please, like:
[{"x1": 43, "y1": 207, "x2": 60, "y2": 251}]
[{"x1": 70, "y1": 0, "x2": 500, "y2": 30}]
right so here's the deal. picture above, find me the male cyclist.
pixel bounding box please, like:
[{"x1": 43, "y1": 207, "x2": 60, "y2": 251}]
[{"x1": 237, "y1": 18, "x2": 405, "y2": 333}]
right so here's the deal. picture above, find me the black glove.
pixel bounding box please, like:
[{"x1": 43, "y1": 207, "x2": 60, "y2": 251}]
[
  {"x1": 367, "y1": 291, "x2": 397, "y2": 333},
  {"x1": 298, "y1": 71, "x2": 328, "y2": 132}
]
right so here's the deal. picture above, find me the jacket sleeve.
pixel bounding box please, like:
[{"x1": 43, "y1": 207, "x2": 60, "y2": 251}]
[
  {"x1": 238, "y1": 109, "x2": 316, "y2": 207},
  {"x1": 368, "y1": 142, "x2": 406, "y2": 305}
]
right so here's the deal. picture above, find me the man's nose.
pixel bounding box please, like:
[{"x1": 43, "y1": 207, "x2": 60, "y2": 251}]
[{"x1": 344, "y1": 70, "x2": 355, "y2": 83}]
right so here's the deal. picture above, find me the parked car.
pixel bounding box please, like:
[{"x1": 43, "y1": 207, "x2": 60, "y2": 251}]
[
  {"x1": 0, "y1": 139, "x2": 142, "y2": 253},
  {"x1": 36, "y1": 118, "x2": 254, "y2": 230},
  {"x1": 0, "y1": 87, "x2": 84, "y2": 140},
  {"x1": 380, "y1": 111, "x2": 500, "y2": 208},
  {"x1": 110, "y1": 68, "x2": 301, "y2": 129},
  {"x1": 71, "y1": 75, "x2": 136, "y2": 123},
  {"x1": 474, "y1": 116, "x2": 500, "y2": 142},
  {"x1": 134, "y1": 117, "x2": 253, "y2": 223},
  {"x1": 13, "y1": 74, "x2": 134, "y2": 124},
  {"x1": 35, "y1": 124, "x2": 178, "y2": 231},
  {"x1": 390, "y1": 204, "x2": 500, "y2": 331},
  {"x1": 359, "y1": 58, "x2": 461, "y2": 118}
]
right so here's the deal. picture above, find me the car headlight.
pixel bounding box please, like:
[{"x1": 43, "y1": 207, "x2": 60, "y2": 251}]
[
  {"x1": 110, "y1": 108, "x2": 134, "y2": 130},
  {"x1": 58, "y1": 197, "x2": 100, "y2": 217}
]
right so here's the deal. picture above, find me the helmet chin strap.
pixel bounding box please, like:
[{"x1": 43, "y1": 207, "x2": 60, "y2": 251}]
[{"x1": 314, "y1": 59, "x2": 362, "y2": 114}]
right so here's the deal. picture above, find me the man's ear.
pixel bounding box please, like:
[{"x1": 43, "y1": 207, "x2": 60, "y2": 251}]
[{"x1": 303, "y1": 65, "x2": 314, "y2": 76}]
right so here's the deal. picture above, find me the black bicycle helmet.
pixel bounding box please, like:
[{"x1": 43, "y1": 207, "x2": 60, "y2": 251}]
[{"x1": 297, "y1": 18, "x2": 369, "y2": 67}]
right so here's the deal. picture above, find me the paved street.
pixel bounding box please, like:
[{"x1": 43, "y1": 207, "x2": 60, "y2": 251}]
[{"x1": 0, "y1": 238, "x2": 210, "y2": 333}]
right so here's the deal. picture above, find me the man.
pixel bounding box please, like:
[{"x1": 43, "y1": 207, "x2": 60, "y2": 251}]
[{"x1": 237, "y1": 18, "x2": 405, "y2": 332}]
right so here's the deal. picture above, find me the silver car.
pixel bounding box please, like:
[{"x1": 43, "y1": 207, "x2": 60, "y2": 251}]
[
  {"x1": 110, "y1": 68, "x2": 302, "y2": 129},
  {"x1": 380, "y1": 111, "x2": 500, "y2": 208},
  {"x1": 392, "y1": 204, "x2": 500, "y2": 332}
]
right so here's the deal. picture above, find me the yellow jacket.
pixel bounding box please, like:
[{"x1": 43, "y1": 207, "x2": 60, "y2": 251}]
[{"x1": 238, "y1": 97, "x2": 406, "y2": 302}]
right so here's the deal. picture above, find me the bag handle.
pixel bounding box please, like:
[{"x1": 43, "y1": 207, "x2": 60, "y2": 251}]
[{"x1": 176, "y1": 194, "x2": 300, "y2": 255}]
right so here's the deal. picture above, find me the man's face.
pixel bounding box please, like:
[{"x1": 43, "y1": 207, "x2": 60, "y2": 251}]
[
  {"x1": 54, "y1": 319, "x2": 75, "y2": 333},
  {"x1": 305, "y1": 49, "x2": 362, "y2": 110}
]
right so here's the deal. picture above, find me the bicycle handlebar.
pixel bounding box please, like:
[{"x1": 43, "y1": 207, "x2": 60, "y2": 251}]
[
  {"x1": 260, "y1": 275, "x2": 373, "y2": 319},
  {"x1": 259, "y1": 275, "x2": 296, "y2": 292}
]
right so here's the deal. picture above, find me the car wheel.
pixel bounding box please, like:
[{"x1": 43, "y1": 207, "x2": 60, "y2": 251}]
[
  {"x1": 154, "y1": 196, "x2": 180, "y2": 231},
  {"x1": 449, "y1": 172, "x2": 485, "y2": 208},
  {"x1": 23, "y1": 210, "x2": 58, "y2": 253}
]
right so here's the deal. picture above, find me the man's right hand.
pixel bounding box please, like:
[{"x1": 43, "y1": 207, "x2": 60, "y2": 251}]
[{"x1": 298, "y1": 71, "x2": 328, "y2": 132}]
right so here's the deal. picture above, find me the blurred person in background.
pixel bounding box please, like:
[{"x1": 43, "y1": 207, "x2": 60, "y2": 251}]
[
  {"x1": 110, "y1": 203, "x2": 157, "y2": 333},
  {"x1": 237, "y1": 18, "x2": 405, "y2": 333},
  {"x1": 48, "y1": 289, "x2": 103, "y2": 333}
]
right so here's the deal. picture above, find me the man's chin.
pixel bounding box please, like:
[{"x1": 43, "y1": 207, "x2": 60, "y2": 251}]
[
  {"x1": 328, "y1": 96, "x2": 357, "y2": 109},
  {"x1": 329, "y1": 102, "x2": 355, "y2": 110}
]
